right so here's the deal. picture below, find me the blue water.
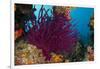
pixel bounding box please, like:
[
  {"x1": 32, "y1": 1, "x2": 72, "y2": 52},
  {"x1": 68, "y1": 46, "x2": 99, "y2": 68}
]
[
  {"x1": 70, "y1": 7, "x2": 94, "y2": 45},
  {"x1": 33, "y1": 5, "x2": 53, "y2": 20}
]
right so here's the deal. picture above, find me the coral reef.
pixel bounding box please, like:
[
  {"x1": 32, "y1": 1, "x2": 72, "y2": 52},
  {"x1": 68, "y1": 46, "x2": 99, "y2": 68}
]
[{"x1": 15, "y1": 4, "x2": 94, "y2": 65}]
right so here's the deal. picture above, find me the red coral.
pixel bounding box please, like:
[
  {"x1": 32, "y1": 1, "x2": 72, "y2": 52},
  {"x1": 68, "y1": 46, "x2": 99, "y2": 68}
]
[{"x1": 27, "y1": 6, "x2": 78, "y2": 60}]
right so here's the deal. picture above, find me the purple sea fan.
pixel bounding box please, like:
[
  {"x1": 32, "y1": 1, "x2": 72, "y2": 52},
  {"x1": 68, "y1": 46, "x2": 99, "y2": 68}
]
[{"x1": 27, "y1": 6, "x2": 78, "y2": 60}]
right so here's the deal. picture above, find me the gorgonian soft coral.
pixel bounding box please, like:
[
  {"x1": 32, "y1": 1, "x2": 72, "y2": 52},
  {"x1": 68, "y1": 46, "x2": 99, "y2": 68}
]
[{"x1": 27, "y1": 5, "x2": 78, "y2": 60}]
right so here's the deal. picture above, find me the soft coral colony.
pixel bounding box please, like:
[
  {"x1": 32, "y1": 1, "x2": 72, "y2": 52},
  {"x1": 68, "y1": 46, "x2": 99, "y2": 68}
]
[{"x1": 27, "y1": 5, "x2": 78, "y2": 60}]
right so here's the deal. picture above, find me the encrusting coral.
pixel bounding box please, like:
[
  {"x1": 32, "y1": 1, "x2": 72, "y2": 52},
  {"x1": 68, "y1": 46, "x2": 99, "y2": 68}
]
[{"x1": 15, "y1": 40, "x2": 46, "y2": 65}]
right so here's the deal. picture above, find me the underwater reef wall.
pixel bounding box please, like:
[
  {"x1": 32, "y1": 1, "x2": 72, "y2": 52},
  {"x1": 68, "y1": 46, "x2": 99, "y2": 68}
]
[{"x1": 14, "y1": 4, "x2": 94, "y2": 65}]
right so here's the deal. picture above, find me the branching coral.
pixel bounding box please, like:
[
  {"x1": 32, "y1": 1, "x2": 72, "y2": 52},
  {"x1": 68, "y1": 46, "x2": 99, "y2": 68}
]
[{"x1": 26, "y1": 6, "x2": 78, "y2": 60}]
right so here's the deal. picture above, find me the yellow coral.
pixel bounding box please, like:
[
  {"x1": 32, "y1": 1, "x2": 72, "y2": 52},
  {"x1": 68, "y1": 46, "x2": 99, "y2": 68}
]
[{"x1": 50, "y1": 53, "x2": 63, "y2": 63}]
